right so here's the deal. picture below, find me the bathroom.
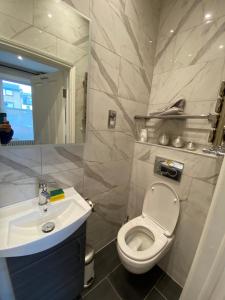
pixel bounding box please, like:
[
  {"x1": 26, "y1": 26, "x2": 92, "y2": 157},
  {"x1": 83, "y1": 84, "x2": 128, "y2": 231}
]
[{"x1": 0, "y1": 0, "x2": 225, "y2": 299}]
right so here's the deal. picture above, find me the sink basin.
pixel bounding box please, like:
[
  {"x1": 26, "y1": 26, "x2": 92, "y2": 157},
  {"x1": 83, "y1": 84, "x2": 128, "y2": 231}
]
[{"x1": 0, "y1": 188, "x2": 91, "y2": 257}]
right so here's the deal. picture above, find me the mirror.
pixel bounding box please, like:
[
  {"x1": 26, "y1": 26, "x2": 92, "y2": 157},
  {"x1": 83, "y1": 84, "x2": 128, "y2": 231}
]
[{"x1": 0, "y1": 0, "x2": 90, "y2": 146}]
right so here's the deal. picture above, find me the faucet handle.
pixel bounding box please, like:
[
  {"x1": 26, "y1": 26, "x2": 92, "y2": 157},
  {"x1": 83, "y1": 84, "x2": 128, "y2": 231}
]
[{"x1": 39, "y1": 181, "x2": 47, "y2": 192}]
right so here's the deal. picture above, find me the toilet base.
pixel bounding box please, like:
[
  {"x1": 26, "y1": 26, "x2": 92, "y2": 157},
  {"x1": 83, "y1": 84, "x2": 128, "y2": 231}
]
[{"x1": 117, "y1": 238, "x2": 173, "y2": 274}]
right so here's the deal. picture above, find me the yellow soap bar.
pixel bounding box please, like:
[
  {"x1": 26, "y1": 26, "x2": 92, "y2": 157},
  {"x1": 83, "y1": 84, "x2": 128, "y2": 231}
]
[{"x1": 50, "y1": 194, "x2": 65, "y2": 202}]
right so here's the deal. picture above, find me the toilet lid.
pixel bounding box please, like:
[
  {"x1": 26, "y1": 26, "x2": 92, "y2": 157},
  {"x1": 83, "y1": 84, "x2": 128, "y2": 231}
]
[{"x1": 142, "y1": 182, "x2": 180, "y2": 236}]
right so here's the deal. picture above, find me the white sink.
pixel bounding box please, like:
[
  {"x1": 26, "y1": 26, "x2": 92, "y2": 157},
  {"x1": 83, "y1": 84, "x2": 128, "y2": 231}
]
[{"x1": 0, "y1": 188, "x2": 91, "y2": 257}]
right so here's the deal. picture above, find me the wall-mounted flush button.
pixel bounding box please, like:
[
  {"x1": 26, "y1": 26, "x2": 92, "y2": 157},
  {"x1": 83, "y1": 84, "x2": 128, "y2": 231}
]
[
  {"x1": 154, "y1": 156, "x2": 184, "y2": 182},
  {"x1": 108, "y1": 110, "x2": 117, "y2": 129}
]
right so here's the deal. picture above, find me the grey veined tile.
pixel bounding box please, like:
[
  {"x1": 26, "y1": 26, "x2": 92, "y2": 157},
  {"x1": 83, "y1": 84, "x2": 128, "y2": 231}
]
[
  {"x1": 118, "y1": 58, "x2": 151, "y2": 104},
  {"x1": 0, "y1": 146, "x2": 41, "y2": 182}
]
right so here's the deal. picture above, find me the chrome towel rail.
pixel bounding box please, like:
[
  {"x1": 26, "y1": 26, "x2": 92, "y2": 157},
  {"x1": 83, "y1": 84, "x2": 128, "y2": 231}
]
[{"x1": 134, "y1": 113, "x2": 218, "y2": 122}]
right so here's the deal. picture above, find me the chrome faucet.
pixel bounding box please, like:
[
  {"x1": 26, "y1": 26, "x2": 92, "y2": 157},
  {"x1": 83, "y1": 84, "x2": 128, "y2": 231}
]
[{"x1": 39, "y1": 182, "x2": 50, "y2": 212}]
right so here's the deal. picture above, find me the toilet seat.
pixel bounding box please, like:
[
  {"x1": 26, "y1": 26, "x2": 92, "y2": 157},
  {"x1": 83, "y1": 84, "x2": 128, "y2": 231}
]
[
  {"x1": 117, "y1": 216, "x2": 168, "y2": 261},
  {"x1": 117, "y1": 182, "x2": 180, "y2": 274}
]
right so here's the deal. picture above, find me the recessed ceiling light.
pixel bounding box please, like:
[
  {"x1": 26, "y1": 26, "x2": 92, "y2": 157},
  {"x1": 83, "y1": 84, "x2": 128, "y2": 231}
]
[
  {"x1": 170, "y1": 29, "x2": 174, "y2": 33},
  {"x1": 17, "y1": 55, "x2": 23, "y2": 60},
  {"x1": 47, "y1": 13, "x2": 52, "y2": 18},
  {"x1": 204, "y1": 13, "x2": 212, "y2": 20},
  {"x1": 188, "y1": 53, "x2": 192, "y2": 57},
  {"x1": 219, "y1": 44, "x2": 224, "y2": 49},
  {"x1": 149, "y1": 40, "x2": 153, "y2": 44}
]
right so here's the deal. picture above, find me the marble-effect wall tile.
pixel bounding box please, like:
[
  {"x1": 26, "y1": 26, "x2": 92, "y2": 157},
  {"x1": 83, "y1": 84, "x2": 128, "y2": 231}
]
[
  {"x1": 0, "y1": 0, "x2": 33, "y2": 24},
  {"x1": 62, "y1": 0, "x2": 90, "y2": 17},
  {"x1": 149, "y1": 0, "x2": 225, "y2": 148},
  {"x1": 87, "y1": 89, "x2": 147, "y2": 135},
  {"x1": 13, "y1": 27, "x2": 57, "y2": 57},
  {"x1": 90, "y1": 42, "x2": 120, "y2": 95},
  {"x1": 0, "y1": 12, "x2": 30, "y2": 41},
  {"x1": 0, "y1": 146, "x2": 41, "y2": 207},
  {"x1": 118, "y1": 58, "x2": 151, "y2": 103},
  {"x1": 34, "y1": 0, "x2": 89, "y2": 46},
  {"x1": 83, "y1": 0, "x2": 161, "y2": 252}
]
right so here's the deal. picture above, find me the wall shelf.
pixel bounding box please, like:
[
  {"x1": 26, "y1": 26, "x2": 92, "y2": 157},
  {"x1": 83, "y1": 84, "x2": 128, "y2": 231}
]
[{"x1": 135, "y1": 141, "x2": 218, "y2": 159}]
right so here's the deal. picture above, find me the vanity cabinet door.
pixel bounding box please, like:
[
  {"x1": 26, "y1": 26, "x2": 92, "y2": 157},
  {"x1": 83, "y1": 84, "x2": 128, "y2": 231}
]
[{"x1": 7, "y1": 223, "x2": 86, "y2": 300}]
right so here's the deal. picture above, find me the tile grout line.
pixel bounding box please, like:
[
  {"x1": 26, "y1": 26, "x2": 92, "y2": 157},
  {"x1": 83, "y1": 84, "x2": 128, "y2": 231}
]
[
  {"x1": 82, "y1": 276, "x2": 108, "y2": 298},
  {"x1": 82, "y1": 263, "x2": 121, "y2": 297},
  {"x1": 154, "y1": 287, "x2": 168, "y2": 300},
  {"x1": 143, "y1": 272, "x2": 166, "y2": 300},
  {"x1": 107, "y1": 262, "x2": 121, "y2": 276},
  {"x1": 94, "y1": 238, "x2": 117, "y2": 254},
  {"x1": 143, "y1": 286, "x2": 155, "y2": 300},
  {"x1": 107, "y1": 277, "x2": 123, "y2": 300}
]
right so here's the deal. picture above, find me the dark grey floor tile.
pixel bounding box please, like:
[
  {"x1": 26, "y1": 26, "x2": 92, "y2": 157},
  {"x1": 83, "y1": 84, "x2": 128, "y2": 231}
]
[
  {"x1": 82, "y1": 240, "x2": 120, "y2": 296},
  {"x1": 145, "y1": 288, "x2": 165, "y2": 300},
  {"x1": 83, "y1": 279, "x2": 121, "y2": 300},
  {"x1": 108, "y1": 265, "x2": 164, "y2": 300},
  {"x1": 156, "y1": 274, "x2": 182, "y2": 300}
]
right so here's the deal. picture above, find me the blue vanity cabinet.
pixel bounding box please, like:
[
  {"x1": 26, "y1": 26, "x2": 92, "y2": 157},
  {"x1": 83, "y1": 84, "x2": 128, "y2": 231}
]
[{"x1": 7, "y1": 223, "x2": 86, "y2": 300}]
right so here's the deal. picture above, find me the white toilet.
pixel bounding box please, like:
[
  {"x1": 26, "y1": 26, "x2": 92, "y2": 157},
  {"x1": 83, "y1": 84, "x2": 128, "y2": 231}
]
[{"x1": 117, "y1": 182, "x2": 180, "y2": 274}]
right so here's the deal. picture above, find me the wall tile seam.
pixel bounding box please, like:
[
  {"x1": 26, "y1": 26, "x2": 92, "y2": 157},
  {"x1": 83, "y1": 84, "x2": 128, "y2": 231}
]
[
  {"x1": 90, "y1": 32, "x2": 156, "y2": 70},
  {"x1": 0, "y1": 172, "x2": 84, "y2": 185},
  {"x1": 89, "y1": 87, "x2": 150, "y2": 107},
  {"x1": 89, "y1": 86, "x2": 151, "y2": 105},
  {"x1": 90, "y1": 39, "x2": 155, "y2": 71},
  {"x1": 91, "y1": 2, "x2": 159, "y2": 41},
  {"x1": 86, "y1": 128, "x2": 135, "y2": 135},
  {"x1": 1, "y1": 16, "x2": 84, "y2": 52},
  {"x1": 132, "y1": 154, "x2": 218, "y2": 166},
  {"x1": 85, "y1": 131, "x2": 135, "y2": 140},
  {"x1": 85, "y1": 132, "x2": 135, "y2": 147},
  {"x1": 84, "y1": 158, "x2": 133, "y2": 164},
  {"x1": 83, "y1": 184, "x2": 130, "y2": 197},
  {"x1": 157, "y1": 13, "x2": 225, "y2": 41},
  {"x1": 0, "y1": 9, "x2": 33, "y2": 26},
  {"x1": 41, "y1": 166, "x2": 84, "y2": 174},
  {"x1": 91, "y1": 40, "x2": 121, "y2": 58},
  {"x1": 134, "y1": 143, "x2": 219, "y2": 161},
  {"x1": 84, "y1": 185, "x2": 130, "y2": 201},
  {"x1": 152, "y1": 56, "x2": 225, "y2": 77},
  {"x1": 119, "y1": 55, "x2": 155, "y2": 77}
]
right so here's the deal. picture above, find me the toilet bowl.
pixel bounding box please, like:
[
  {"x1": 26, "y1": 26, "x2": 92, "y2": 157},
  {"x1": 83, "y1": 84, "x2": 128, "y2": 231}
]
[{"x1": 117, "y1": 182, "x2": 180, "y2": 274}]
